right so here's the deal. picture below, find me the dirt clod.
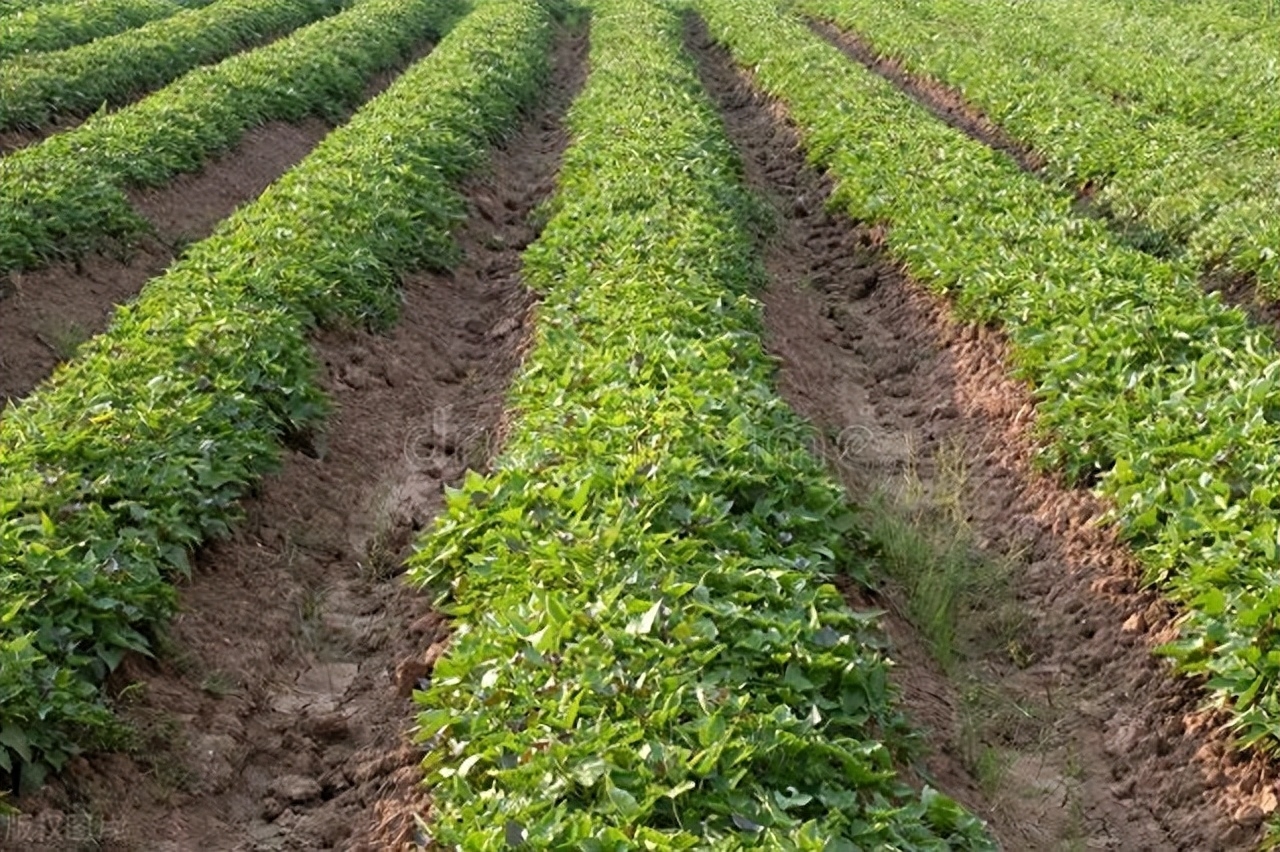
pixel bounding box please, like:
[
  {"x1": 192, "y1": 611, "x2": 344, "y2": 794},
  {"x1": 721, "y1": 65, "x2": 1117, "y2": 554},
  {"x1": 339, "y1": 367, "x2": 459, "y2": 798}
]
[
  {"x1": 271, "y1": 775, "x2": 323, "y2": 805},
  {"x1": 1121, "y1": 612, "x2": 1146, "y2": 633}
]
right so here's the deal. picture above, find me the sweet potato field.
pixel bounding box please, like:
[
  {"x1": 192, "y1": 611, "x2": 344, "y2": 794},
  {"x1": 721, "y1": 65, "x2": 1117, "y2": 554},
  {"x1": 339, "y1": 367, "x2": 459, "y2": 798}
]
[{"x1": 1, "y1": 0, "x2": 1279, "y2": 848}]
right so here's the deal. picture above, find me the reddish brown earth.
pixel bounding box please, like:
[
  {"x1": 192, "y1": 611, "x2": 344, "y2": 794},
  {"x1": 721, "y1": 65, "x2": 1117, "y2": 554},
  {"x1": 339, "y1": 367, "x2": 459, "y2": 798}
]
[
  {"x1": 0, "y1": 116, "x2": 83, "y2": 156},
  {"x1": 688, "y1": 15, "x2": 1279, "y2": 851},
  {"x1": 1204, "y1": 267, "x2": 1280, "y2": 338},
  {"x1": 4, "y1": 26, "x2": 586, "y2": 852},
  {"x1": 128, "y1": 118, "x2": 332, "y2": 244}
]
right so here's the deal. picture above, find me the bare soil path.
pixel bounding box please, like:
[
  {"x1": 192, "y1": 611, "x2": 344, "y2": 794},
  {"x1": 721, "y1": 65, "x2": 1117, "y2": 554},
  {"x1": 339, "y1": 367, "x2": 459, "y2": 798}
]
[
  {"x1": 688, "y1": 14, "x2": 1279, "y2": 851},
  {"x1": 0, "y1": 116, "x2": 85, "y2": 157},
  {"x1": 5, "y1": 25, "x2": 587, "y2": 852}
]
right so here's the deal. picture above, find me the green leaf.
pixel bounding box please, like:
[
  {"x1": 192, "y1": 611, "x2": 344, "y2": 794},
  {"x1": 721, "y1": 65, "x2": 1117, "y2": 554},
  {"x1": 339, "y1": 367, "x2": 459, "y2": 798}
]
[
  {"x1": 606, "y1": 785, "x2": 641, "y2": 818},
  {"x1": 0, "y1": 726, "x2": 32, "y2": 764},
  {"x1": 628, "y1": 600, "x2": 663, "y2": 636},
  {"x1": 782, "y1": 662, "x2": 814, "y2": 691},
  {"x1": 571, "y1": 755, "x2": 608, "y2": 787}
]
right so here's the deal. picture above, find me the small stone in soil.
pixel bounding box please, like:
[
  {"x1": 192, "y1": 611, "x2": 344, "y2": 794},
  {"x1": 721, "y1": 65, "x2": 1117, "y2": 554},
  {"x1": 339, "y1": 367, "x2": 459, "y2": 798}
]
[
  {"x1": 1104, "y1": 720, "x2": 1141, "y2": 756},
  {"x1": 262, "y1": 796, "x2": 285, "y2": 820}
]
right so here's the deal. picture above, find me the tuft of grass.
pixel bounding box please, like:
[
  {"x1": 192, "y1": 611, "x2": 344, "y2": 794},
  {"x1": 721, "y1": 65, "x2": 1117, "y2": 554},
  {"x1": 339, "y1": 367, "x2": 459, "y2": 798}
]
[
  {"x1": 292, "y1": 582, "x2": 335, "y2": 657},
  {"x1": 151, "y1": 632, "x2": 198, "y2": 678},
  {"x1": 166, "y1": 231, "x2": 197, "y2": 258},
  {"x1": 360, "y1": 486, "x2": 405, "y2": 581},
  {"x1": 114, "y1": 681, "x2": 149, "y2": 706},
  {"x1": 859, "y1": 439, "x2": 1023, "y2": 672},
  {"x1": 972, "y1": 745, "x2": 1010, "y2": 799},
  {"x1": 867, "y1": 507, "x2": 966, "y2": 666},
  {"x1": 115, "y1": 712, "x2": 195, "y2": 796},
  {"x1": 1062, "y1": 789, "x2": 1088, "y2": 852},
  {"x1": 1262, "y1": 814, "x2": 1280, "y2": 850}
]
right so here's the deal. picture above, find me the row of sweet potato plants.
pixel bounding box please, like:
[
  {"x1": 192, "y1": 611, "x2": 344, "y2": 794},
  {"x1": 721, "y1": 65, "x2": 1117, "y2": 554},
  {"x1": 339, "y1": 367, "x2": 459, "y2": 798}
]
[
  {"x1": 0, "y1": 0, "x2": 547, "y2": 790},
  {"x1": 809, "y1": 0, "x2": 1280, "y2": 150},
  {"x1": 800, "y1": 0, "x2": 1280, "y2": 292},
  {"x1": 0, "y1": 0, "x2": 218, "y2": 61},
  {"x1": 404, "y1": 0, "x2": 992, "y2": 847},
  {"x1": 0, "y1": 0, "x2": 101, "y2": 14},
  {"x1": 1013, "y1": 0, "x2": 1279, "y2": 148},
  {"x1": 0, "y1": 0, "x2": 346, "y2": 131},
  {"x1": 0, "y1": 0, "x2": 464, "y2": 276},
  {"x1": 698, "y1": 0, "x2": 1280, "y2": 753}
]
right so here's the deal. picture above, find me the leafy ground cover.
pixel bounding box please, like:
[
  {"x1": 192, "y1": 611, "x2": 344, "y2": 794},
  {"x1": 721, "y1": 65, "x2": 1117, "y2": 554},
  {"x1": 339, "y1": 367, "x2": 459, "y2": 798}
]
[
  {"x1": 0, "y1": 0, "x2": 463, "y2": 276},
  {"x1": 407, "y1": 1, "x2": 992, "y2": 847},
  {"x1": 807, "y1": 0, "x2": 1279, "y2": 151},
  {"x1": 800, "y1": 0, "x2": 1280, "y2": 291},
  {"x1": 1017, "y1": 1, "x2": 1279, "y2": 151},
  {"x1": 0, "y1": 0, "x2": 345, "y2": 131},
  {"x1": 1121, "y1": 0, "x2": 1280, "y2": 42},
  {"x1": 0, "y1": 0, "x2": 213, "y2": 61},
  {"x1": 698, "y1": 0, "x2": 1280, "y2": 759},
  {"x1": 0, "y1": 0, "x2": 87, "y2": 14},
  {"x1": 0, "y1": 0, "x2": 546, "y2": 790}
]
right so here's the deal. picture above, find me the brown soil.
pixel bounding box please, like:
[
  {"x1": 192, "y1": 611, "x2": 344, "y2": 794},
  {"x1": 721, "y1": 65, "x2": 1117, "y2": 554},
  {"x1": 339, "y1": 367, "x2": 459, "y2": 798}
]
[
  {"x1": 128, "y1": 118, "x2": 331, "y2": 243},
  {"x1": 4, "y1": 25, "x2": 586, "y2": 852},
  {"x1": 1204, "y1": 266, "x2": 1280, "y2": 340},
  {"x1": 0, "y1": 33, "x2": 427, "y2": 158},
  {"x1": 0, "y1": 116, "x2": 82, "y2": 156},
  {"x1": 688, "y1": 14, "x2": 1279, "y2": 852},
  {"x1": 359, "y1": 39, "x2": 437, "y2": 104}
]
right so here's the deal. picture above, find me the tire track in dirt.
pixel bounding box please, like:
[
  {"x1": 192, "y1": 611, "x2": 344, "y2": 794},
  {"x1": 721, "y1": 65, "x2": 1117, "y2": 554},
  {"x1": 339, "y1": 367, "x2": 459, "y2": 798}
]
[
  {"x1": 7, "y1": 25, "x2": 587, "y2": 852},
  {"x1": 687, "y1": 14, "x2": 1278, "y2": 851}
]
